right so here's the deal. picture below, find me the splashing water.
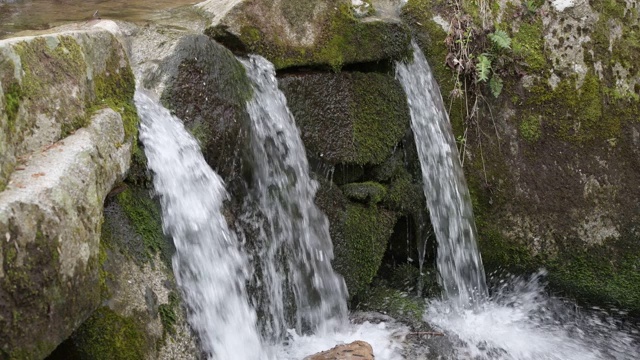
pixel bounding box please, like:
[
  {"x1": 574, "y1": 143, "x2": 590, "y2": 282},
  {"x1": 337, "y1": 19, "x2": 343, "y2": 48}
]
[
  {"x1": 426, "y1": 271, "x2": 639, "y2": 359},
  {"x1": 396, "y1": 42, "x2": 487, "y2": 308},
  {"x1": 396, "y1": 42, "x2": 640, "y2": 359},
  {"x1": 135, "y1": 90, "x2": 266, "y2": 360},
  {"x1": 240, "y1": 55, "x2": 349, "y2": 338}
]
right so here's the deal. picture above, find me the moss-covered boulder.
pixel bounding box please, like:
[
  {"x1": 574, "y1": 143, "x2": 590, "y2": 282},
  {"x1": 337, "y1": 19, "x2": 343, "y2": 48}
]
[
  {"x1": 48, "y1": 186, "x2": 198, "y2": 360},
  {"x1": 404, "y1": 0, "x2": 640, "y2": 312},
  {"x1": 0, "y1": 107, "x2": 133, "y2": 359},
  {"x1": 0, "y1": 27, "x2": 141, "y2": 358},
  {"x1": 200, "y1": 0, "x2": 412, "y2": 70},
  {"x1": 279, "y1": 71, "x2": 410, "y2": 166},
  {"x1": 315, "y1": 181, "x2": 397, "y2": 296},
  {"x1": 156, "y1": 35, "x2": 254, "y2": 198},
  {"x1": 0, "y1": 29, "x2": 136, "y2": 192}
]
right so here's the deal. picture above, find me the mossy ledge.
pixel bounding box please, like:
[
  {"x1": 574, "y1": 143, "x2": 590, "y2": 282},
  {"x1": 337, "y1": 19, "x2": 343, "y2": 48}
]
[{"x1": 207, "y1": 0, "x2": 412, "y2": 71}]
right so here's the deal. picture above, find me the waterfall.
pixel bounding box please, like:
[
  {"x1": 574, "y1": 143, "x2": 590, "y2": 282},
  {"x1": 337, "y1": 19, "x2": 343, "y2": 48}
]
[
  {"x1": 395, "y1": 43, "x2": 638, "y2": 359},
  {"x1": 134, "y1": 91, "x2": 266, "y2": 360},
  {"x1": 396, "y1": 42, "x2": 487, "y2": 307},
  {"x1": 240, "y1": 55, "x2": 349, "y2": 338}
]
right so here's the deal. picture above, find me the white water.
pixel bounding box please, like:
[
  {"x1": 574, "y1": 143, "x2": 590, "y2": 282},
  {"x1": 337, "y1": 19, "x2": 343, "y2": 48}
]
[
  {"x1": 396, "y1": 42, "x2": 487, "y2": 308},
  {"x1": 240, "y1": 55, "x2": 349, "y2": 338},
  {"x1": 396, "y1": 42, "x2": 640, "y2": 359},
  {"x1": 135, "y1": 90, "x2": 266, "y2": 360}
]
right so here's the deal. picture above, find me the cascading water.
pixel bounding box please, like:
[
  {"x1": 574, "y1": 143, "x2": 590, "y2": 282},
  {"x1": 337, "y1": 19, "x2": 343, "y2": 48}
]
[
  {"x1": 396, "y1": 42, "x2": 487, "y2": 308},
  {"x1": 396, "y1": 42, "x2": 639, "y2": 360},
  {"x1": 134, "y1": 90, "x2": 266, "y2": 360},
  {"x1": 239, "y1": 55, "x2": 349, "y2": 338}
]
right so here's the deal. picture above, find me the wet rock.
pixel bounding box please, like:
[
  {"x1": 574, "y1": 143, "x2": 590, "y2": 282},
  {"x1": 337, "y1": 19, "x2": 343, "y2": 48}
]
[{"x1": 303, "y1": 340, "x2": 374, "y2": 360}]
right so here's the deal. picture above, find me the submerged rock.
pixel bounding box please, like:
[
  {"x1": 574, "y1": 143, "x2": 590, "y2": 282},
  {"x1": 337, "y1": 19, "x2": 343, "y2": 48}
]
[{"x1": 303, "y1": 340, "x2": 374, "y2": 360}]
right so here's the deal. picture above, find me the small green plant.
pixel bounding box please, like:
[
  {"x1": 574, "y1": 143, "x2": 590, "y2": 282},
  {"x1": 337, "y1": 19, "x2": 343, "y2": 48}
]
[
  {"x1": 524, "y1": 0, "x2": 539, "y2": 16},
  {"x1": 489, "y1": 30, "x2": 512, "y2": 50},
  {"x1": 474, "y1": 30, "x2": 512, "y2": 98},
  {"x1": 489, "y1": 76, "x2": 504, "y2": 98},
  {"x1": 476, "y1": 53, "x2": 492, "y2": 82}
]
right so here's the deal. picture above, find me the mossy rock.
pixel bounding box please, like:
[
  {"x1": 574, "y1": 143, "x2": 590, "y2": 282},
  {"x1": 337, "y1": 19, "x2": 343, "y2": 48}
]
[
  {"x1": 67, "y1": 307, "x2": 150, "y2": 360},
  {"x1": 161, "y1": 35, "x2": 254, "y2": 197},
  {"x1": 102, "y1": 187, "x2": 171, "y2": 268},
  {"x1": 279, "y1": 71, "x2": 410, "y2": 166},
  {"x1": 0, "y1": 30, "x2": 137, "y2": 192},
  {"x1": 356, "y1": 284, "x2": 425, "y2": 326},
  {"x1": 315, "y1": 180, "x2": 397, "y2": 296},
  {"x1": 341, "y1": 181, "x2": 387, "y2": 205},
  {"x1": 206, "y1": 0, "x2": 412, "y2": 70}
]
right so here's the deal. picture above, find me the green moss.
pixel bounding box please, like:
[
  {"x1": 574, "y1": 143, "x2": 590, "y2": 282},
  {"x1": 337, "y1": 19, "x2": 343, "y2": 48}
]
[
  {"x1": 512, "y1": 20, "x2": 546, "y2": 73},
  {"x1": 158, "y1": 292, "x2": 180, "y2": 339},
  {"x1": 341, "y1": 181, "x2": 387, "y2": 205},
  {"x1": 519, "y1": 115, "x2": 542, "y2": 142},
  {"x1": 210, "y1": 2, "x2": 411, "y2": 70},
  {"x1": 93, "y1": 38, "x2": 138, "y2": 141},
  {"x1": 351, "y1": 72, "x2": 410, "y2": 164},
  {"x1": 524, "y1": 72, "x2": 615, "y2": 143},
  {"x1": 546, "y1": 238, "x2": 640, "y2": 312},
  {"x1": 357, "y1": 285, "x2": 425, "y2": 324},
  {"x1": 4, "y1": 81, "x2": 22, "y2": 133},
  {"x1": 72, "y1": 307, "x2": 148, "y2": 360},
  {"x1": 382, "y1": 171, "x2": 421, "y2": 213},
  {"x1": 279, "y1": 71, "x2": 409, "y2": 166},
  {"x1": 15, "y1": 36, "x2": 85, "y2": 99},
  {"x1": 115, "y1": 188, "x2": 168, "y2": 265},
  {"x1": 334, "y1": 202, "x2": 397, "y2": 296}
]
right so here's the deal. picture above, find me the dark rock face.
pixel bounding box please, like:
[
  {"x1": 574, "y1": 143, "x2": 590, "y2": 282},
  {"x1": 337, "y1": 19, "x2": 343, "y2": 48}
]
[
  {"x1": 279, "y1": 71, "x2": 410, "y2": 166},
  {"x1": 280, "y1": 69, "x2": 429, "y2": 298},
  {"x1": 161, "y1": 35, "x2": 254, "y2": 200}
]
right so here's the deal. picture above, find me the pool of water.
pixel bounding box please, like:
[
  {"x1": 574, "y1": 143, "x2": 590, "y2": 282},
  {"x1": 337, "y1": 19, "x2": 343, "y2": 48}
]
[{"x1": 0, "y1": 0, "x2": 200, "y2": 39}]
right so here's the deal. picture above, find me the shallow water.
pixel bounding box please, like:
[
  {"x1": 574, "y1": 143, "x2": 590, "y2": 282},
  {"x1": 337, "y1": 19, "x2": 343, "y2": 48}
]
[{"x1": 0, "y1": 0, "x2": 199, "y2": 38}]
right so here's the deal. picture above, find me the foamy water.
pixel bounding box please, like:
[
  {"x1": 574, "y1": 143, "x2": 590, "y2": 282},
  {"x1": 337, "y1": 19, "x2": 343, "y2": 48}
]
[
  {"x1": 425, "y1": 272, "x2": 639, "y2": 360},
  {"x1": 276, "y1": 320, "x2": 408, "y2": 360}
]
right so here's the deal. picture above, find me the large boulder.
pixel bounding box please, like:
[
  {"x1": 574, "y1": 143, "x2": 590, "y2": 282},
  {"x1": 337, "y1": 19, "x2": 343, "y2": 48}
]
[
  {"x1": 200, "y1": 0, "x2": 412, "y2": 70},
  {"x1": 403, "y1": 0, "x2": 640, "y2": 312},
  {"x1": 0, "y1": 108, "x2": 132, "y2": 359},
  {"x1": 0, "y1": 27, "x2": 137, "y2": 358}
]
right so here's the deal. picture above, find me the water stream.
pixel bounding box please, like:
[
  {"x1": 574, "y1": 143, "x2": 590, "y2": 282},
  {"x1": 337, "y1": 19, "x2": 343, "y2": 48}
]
[
  {"x1": 396, "y1": 42, "x2": 639, "y2": 360},
  {"x1": 240, "y1": 55, "x2": 349, "y2": 338},
  {"x1": 135, "y1": 90, "x2": 266, "y2": 360},
  {"x1": 396, "y1": 42, "x2": 488, "y2": 308}
]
